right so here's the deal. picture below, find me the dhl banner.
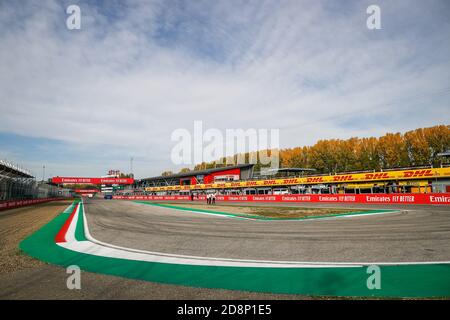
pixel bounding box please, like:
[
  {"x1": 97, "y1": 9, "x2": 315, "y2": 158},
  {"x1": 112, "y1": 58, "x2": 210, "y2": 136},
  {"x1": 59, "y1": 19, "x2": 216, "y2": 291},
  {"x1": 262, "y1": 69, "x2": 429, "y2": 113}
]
[
  {"x1": 145, "y1": 168, "x2": 450, "y2": 192},
  {"x1": 113, "y1": 193, "x2": 450, "y2": 205}
]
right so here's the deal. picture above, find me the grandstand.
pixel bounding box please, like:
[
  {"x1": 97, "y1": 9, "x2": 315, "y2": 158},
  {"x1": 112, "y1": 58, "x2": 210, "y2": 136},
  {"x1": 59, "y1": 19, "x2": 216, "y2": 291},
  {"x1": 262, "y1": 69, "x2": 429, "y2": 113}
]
[
  {"x1": 0, "y1": 159, "x2": 72, "y2": 201},
  {"x1": 135, "y1": 164, "x2": 254, "y2": 188},
  {"x1": 136, "y1": 165, "x2": 450, "y2": 196}
]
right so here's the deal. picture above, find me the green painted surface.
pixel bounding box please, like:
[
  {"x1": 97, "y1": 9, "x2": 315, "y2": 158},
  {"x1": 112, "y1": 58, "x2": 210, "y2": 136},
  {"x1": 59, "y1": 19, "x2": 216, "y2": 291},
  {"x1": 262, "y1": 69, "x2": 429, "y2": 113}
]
[
  {"x1": 63, "y1": 201, "x2": 77, "y2": 214},
  {"x1": 19, "y1": 201, "x2": 450, "y2": 298},
  {"x1": 74, "y1": 202, "x2": 87, "y2": 242},
  {"x1": 135, "y1": 201, "x2": 395, "y2": 221}
]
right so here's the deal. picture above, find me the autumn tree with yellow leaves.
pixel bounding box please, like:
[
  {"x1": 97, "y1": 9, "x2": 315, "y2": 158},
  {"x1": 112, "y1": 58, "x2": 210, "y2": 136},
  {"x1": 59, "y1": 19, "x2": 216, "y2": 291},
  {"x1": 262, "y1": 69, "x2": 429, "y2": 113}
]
[{"x1": 163, "y1": 125, "x2": 449, "y2": 175}]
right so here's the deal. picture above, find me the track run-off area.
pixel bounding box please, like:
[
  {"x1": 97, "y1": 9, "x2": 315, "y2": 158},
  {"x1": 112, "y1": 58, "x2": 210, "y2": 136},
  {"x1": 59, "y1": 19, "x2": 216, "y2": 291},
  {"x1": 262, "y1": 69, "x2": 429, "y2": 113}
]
[{"x1": 20, "y1": 198, "x2": 450, "y2": 298}]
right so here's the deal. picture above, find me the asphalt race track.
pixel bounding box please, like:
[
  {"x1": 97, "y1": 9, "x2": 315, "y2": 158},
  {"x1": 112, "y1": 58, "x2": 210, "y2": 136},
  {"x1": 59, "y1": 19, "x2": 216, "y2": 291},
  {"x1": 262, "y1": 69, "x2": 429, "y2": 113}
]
[
  {"x1": 84, "y1": 199, "x2": 450, "y2": 264},
  {"x1": 12, "y1": 198, "x2": 450, "y2": 298}
]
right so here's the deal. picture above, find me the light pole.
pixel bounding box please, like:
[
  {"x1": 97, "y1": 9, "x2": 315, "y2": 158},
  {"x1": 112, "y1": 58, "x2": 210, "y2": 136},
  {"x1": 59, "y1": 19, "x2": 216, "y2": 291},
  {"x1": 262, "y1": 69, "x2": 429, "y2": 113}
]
[{"x1": 130, "y1": 157, "x2": 134, "y2": 177}]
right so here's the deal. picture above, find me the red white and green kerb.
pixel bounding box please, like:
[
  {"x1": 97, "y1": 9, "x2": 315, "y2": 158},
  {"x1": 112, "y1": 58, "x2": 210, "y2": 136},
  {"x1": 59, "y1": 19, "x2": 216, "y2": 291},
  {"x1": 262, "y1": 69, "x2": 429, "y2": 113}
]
[{"x1": 20, "y1": 200, "x2": 450, "y2": 298}]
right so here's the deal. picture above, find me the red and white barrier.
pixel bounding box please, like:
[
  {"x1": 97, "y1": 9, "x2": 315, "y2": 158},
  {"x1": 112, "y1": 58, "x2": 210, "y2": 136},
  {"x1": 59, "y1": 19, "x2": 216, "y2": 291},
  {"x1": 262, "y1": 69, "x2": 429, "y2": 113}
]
[
  {"x1": 115, "y1": 195, "x2": 191, "y2": 201},
  {"x1": 0, "y1": 198, "x2": 66, "y2": 211},
  {"x1": 113, "y1": 193, "x2": 450, "y2": 205}
]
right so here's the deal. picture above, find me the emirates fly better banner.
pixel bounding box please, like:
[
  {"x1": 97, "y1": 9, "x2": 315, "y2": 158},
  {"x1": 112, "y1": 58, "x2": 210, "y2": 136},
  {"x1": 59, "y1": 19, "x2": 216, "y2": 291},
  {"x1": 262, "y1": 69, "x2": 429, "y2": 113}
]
[
  {"x1": 52, "y1": 177, "x2": 134, "y2": 185},
  {"x1": 114, "y1": 193, "x2": 450, "y2": 205}
]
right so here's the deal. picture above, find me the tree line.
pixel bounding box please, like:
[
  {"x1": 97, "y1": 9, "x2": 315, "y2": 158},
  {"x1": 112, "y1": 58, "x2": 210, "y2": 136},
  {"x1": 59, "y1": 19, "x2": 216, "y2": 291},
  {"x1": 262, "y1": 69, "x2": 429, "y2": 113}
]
[{"x1": 162, "y1": 125, "x2": 449, "y2": 175}]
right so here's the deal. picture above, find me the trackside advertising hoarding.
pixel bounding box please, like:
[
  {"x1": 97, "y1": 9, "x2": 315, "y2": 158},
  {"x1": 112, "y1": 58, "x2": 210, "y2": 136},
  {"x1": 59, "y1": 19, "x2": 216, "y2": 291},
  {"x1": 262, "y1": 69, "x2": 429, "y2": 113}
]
[
  {"x1": 113, "y1": 193, "x2": 450, "y2": 205},
  {"x1": 74, "y1": 189, "x2": 99, "y2": 193},
  {"x1": 52, "y1": 177, "x2": 134, "y2": 185},
  {"x1": 0, "y1": 198, "x2": 65, "y2": 211}
]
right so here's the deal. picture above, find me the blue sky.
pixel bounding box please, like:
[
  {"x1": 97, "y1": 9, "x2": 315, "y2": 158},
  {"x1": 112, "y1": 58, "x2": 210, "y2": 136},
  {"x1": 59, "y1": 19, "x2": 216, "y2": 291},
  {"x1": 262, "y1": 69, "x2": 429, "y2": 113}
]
[{"x1": 0, "y1": 0, "x2": 449, "y2": 178}]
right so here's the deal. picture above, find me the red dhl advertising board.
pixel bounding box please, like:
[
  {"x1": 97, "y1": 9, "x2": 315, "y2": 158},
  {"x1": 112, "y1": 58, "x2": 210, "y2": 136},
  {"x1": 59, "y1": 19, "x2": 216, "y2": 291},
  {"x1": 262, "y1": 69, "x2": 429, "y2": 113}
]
[
  {"x1": 145, "y1": 168, "x2": 450, "y2": 192},
  {"x1": 52, "y1": 177, "x2": 134, "y2": 185},
  {"x1": 113, "y1": 193, "x2": 450, "y2": 205}
]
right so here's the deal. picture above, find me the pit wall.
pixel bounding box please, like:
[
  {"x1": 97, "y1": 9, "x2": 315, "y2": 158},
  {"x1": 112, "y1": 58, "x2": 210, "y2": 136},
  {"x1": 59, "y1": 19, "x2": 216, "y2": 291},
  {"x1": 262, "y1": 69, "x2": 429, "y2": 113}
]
[
  {"x1": 0, "y1": 198, "x2": 66, "y2": 211},
  {"x1": 113, "y1": 193, "x2": 450, "y2": 205}
]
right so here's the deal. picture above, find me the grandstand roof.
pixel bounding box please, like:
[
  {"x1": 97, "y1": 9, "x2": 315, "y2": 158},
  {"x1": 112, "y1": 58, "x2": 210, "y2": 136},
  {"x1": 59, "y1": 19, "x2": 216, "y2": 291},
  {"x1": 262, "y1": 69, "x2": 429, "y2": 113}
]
[
  {"x1": 0, "y1": 160, "x2": 34, "y2": 178},
  {"x1": 140, "y1": 164, "x2": 254, "y2": 182},
  {"x1": 261, "y1": 168, "x2": 317, "y2": 175},
  {"x1": 437, "y1": 151, "x2": 450, "y2": 158}
]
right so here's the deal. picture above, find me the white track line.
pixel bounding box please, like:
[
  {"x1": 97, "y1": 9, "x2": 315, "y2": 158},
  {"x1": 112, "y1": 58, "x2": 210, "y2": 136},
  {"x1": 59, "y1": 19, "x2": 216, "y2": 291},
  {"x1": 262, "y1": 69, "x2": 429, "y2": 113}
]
[
  {"x1": 62, "y1": 203, "x2": 75, "y2": 214},
  {"x1": 134, "y1": 201, "x2": 400, "y2": 222},
  {"x1": 55, "y1": 199, "x2": 450, "y2": 268},
  {"x1": 64, "y1": 204, "x2": 79, "y2": 243},
  {"x1": 132, "y1": 202, "x2": 262, "y2": 220}
]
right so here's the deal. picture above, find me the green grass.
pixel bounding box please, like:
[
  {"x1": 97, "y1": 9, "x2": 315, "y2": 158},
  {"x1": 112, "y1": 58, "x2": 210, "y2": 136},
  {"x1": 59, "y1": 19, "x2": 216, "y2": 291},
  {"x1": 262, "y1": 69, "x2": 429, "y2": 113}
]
[{"x1": 138, "y1": 201, "x2": 389, "y2": 221}]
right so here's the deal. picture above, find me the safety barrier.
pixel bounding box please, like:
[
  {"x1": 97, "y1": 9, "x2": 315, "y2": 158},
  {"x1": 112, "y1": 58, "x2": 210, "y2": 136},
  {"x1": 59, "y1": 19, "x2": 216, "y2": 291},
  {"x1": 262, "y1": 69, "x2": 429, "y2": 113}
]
[
  {"x1": 0, "y1": 198, "x2": 66, "y2": 211},
  {"x1": 113, "y1": 193, "x2": 450, "y2": 205}
]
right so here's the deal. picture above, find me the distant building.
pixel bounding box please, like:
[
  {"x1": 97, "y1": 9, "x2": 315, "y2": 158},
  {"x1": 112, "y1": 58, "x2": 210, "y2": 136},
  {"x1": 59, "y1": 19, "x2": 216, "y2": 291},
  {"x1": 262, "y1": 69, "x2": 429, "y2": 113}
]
[{"x1": 135, "y1": 164, "x2": 254, "y2": 189}]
